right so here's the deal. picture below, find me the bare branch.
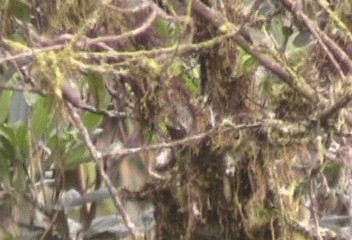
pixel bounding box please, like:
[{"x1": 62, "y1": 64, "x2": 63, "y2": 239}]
[
  {"x1": 104, "y1": 1, "x2": 151, "y2": 13},
  {"x1": 0, "y1": 44, "x2": 64, "y2": 65},
  {"x1": 87, "y1": 6, "x2": 157, "y2": 46},
  {"x1": 319, "y1": 93, "x2": 352, "y2": 124}
]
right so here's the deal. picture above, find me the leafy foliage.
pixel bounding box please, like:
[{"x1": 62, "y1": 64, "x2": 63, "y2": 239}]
[{"x1": 2, "y1": 0, "x2": 352, "y2": 240}]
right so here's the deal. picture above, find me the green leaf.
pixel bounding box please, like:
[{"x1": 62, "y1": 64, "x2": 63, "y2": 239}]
[
  {"x1": 31, "y1": 97, "x2": 55, "y2": 140},
  {"x1": 169, "y1": 61, "x2": 183, "y2": 76},
  {"x1": 0, "y1": 154, "x2": 11, "y2": 187},
  {"x1": 0, "y1": 90, "x2": 13, "y2": 123},
  {"x1": 86, "y1": 72, "x2": 110, "y2": 109},
  {"x1": 8, "y1": 0, "x2": 31, "y2": 21},
  {"x1": 323, "y1": 162, "x2": 340, "y2": 178},
  {"x1": 15, "y1": 123, "x2": 31, "y2": 159},
  {"x1": 84, "y1": 112, "x2": 103, "y2": 132},
  {"x1": 243, "y1": 56, "x2": 257, "y2": 73},
  {"x1": 64, "y1": 143, "x2": 91, "y2": 169},
  {"x1": 270, "y1": 17, "x2": 286, "y2": 49},
  {"x1": 154, "y1": 19, "x2": 172, "y2": 39},
  {"x1": 0, "y1": 126, "x2": 17, "y2": 187},
  {"x1": 183, "y1": 75, "x2": 200, "y2": 96},
  {"x1": 84, "y1": 162, "x2": 97, "y2": 186},
  {"x1": 47, "y1": 130, "x2": 91, "y2": 169},
  {"x1": 282, "y1": 26, "x2": 293, "y2": 39},
  {"x1": 0, "y1": 135, "x2": 14, "y2": 162},
  {"x1": 235, "y1": 48, "x2": 257, "y2": 77},
  {"x1": 0, "y1": 125, "x2": 18, "y2": 145}
]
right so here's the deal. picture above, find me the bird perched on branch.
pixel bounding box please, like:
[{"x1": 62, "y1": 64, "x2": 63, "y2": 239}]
[{"x1": 61, "y1": 80, "x2": 83, "y2": 108}]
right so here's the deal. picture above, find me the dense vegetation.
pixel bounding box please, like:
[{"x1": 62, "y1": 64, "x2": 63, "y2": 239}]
[{"x1": 1, "y1": 0, "x2": 352, "y2": 239}]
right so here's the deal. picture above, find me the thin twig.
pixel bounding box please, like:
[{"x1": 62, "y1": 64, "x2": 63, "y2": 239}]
[
  {"x1": 87, "y1": 6, "x2": 157, "y2": 45},
  {"x1": 78, "y1": 29, "x2": 237, "y2": 60},
  {"x1": 80, "y1": 104, "x2": 130, "y2": 118},
  {"x1": 102, "y1": 122, "x2": 262, "y2": 158},
  {"x1": 66, "y1": 103, "x2": 143, "y2": 240},
  {"x1": 38, "y1": 210, "x2": 60, "y2": 240},
  {"x1": 319, "y1": 93, "x2": 352, "y2": 124},
  {"x1": 0, "y1": 44, "x2": 64, "y2": 64},
  {"x1": 0, "y1": 81, "x2": 46, "y2": 95},
  {"x1": 309, "y1": 178, "x2": 323, "y2": 240},
  {"x1": 0, "y1": 79, "x2": 131, "y2": 118},
  {"x1": 104, "y1": 1, "x2": 151, "y2": 13}
]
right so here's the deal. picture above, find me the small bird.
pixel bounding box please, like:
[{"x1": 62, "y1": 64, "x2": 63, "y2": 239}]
[{"x1": 61, "y1": 80, "x2": 83, "y2": 108}]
